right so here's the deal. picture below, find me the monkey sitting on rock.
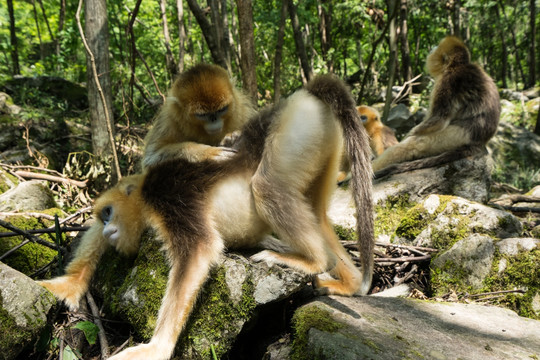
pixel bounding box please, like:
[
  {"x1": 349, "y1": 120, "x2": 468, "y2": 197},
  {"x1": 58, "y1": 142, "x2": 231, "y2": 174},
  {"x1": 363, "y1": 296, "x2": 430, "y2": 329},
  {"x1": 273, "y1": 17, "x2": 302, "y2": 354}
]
[{"x1": 372, "y1": 36, "x2": 500, "y2": 179}]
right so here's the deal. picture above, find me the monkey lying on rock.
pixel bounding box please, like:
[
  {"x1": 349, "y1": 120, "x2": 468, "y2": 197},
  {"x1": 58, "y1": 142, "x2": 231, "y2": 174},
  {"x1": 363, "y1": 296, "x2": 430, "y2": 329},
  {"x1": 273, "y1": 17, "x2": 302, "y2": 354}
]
[{"x1": 39, "y1": 74, "x2": 375, "y2": 360}]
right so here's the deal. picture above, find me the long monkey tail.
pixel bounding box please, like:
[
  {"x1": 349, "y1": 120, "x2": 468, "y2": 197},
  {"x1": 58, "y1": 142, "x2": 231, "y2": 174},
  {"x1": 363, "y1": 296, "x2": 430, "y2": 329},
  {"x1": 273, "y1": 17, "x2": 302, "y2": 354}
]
[
  {"x1": 305, "y1": 74, "x2": 374, "y2": 295},
  {"x1": 373, "y1": 145, "x2": 487, "y2": 179}
]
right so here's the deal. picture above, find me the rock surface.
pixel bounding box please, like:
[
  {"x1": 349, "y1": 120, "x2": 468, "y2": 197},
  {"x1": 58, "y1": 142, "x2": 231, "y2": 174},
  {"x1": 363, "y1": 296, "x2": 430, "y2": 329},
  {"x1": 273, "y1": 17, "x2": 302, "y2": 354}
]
[
  {"x1": 292, "y1": 296, "x2": 540, "y2": 360},
  {"x1": 0, "y1": 180, "x2": 57, "y2": 212},
  {"x1": 0, "y1": 262, "x2": 56, "y2": 360}
]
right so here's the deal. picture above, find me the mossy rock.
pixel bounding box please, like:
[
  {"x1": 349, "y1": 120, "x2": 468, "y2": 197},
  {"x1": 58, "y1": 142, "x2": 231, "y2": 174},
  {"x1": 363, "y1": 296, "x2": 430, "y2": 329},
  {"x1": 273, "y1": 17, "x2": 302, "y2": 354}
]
[{"x1": 0, "y1": 210, "x2": 63, "y2": 276}]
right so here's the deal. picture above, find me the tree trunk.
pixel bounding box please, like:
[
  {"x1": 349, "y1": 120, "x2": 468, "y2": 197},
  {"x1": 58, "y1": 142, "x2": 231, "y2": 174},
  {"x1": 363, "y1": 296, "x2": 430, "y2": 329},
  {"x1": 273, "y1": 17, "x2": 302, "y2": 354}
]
[
  {"x1": 382, "y1": 0, "x2": 399, "y2": 121},
  {"x1": 452, "y1": 0, "x2": 461, "y2": 36},
  {"x1": 318, "y1": 0, "x2": 333, "y2": 72},
  {"x1": 273, "y1": 0, "x2": 288, "y2": 102},
  {"x1": 287, "y1": 0, "x2": 312, "y2": 84},
  {"x1": 528, "y1": 0, "x2": 536, "y2": 88},
  {"x1": 159, "y1": 0, "x2": 178, "y2": 79},
  {"x1": 31, "y1": 0, "x2": 44, "y2": 61},
  {"x1": 494, "y1": 5, "x2": 508, "y2": 88},
  {"x1": 186, "y1": 0, "x2": 228, "y2": 69},
  {"x1": 56, "y1": 0, "x2": 66, "y2": 68},
  {"x1": 235, "y1": 0, "x2": 257, "y2": 101},
  {"x1": 176, "y1": 0, "x2": 186, "y2": 73},
  {"x1": 7, "y1": 0, "x2": 20, "y2": 75},
  {"x1": 84, "y1": 0, "x2": 115, "y2": 160},
  {"x1": 399, "y1": 0, "x2": 411, "y2": 87}
]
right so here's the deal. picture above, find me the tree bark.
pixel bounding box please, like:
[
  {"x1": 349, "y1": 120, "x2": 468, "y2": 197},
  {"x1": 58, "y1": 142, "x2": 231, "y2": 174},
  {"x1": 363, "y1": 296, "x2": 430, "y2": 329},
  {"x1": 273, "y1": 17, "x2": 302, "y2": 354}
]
[
  {"x1": 159, "y1": 0, "x2": 178, "y2": 79},
  {"x1": 273, "y1": 0, "x2": 288, "y2": 102},
  {"x1": 399, "y1": 0, "x2": 411, "y2": 87},
  {"x1": 318, "y1": 0, "x2": 333, "y2": 72},
  {"x1": 528, "y1": 0, "x2": 536, "y2": 88},
  {"x1": 31, "y1": 0, "x2": 44, "y2": 61},
  {"x1": 84, "y1": 0, "x2": 115, "y2": 160},
  {"x1": 185, "y1": 0, "x2": 228, "y2": 68},
  {"x1": 534, "y1": 105, "x2": 540, "y2": 136},
  {"x1": 382, "y1": 0, "x2": 399, "y2": 121},
  {"x1": 235, "y1": 0, "x2": 257, "y2": 101},
  {"x1": 176, "y1": 0, "x2": 186, "y2": 73},
  {"x1": 287, "y1": 0, "x2": 313, "y2": 84},
  {"x1": 7, "y1": 0, "x2": 20, "y2": 75}
]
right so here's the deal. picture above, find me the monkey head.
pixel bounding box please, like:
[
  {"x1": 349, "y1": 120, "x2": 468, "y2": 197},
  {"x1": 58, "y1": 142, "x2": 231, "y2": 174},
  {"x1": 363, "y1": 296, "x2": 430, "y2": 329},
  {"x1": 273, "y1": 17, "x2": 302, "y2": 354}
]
[
  {"x1": 92, "y1": 175, "x2": 146, "y2": 256},
  {"x1": 426, "y1": 36, "x2": 470, "y2": 78},
  {"x1": 169, "y1": 64, "x2": 235, "y2": 137},
  {"x1": 357, "y1": 105, "x2": 381, "y2": 133}
]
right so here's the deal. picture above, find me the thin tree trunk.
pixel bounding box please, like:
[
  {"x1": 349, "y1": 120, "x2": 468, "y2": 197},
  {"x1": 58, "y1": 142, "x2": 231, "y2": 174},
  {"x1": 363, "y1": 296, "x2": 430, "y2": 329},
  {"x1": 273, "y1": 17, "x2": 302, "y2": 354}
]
[
  {"x1": 176, "y1": 0, "x2": 186, "y2": 73},
  {"x1": 7, "y1": 0, "x2": 20, "y2": 75},
  {"x1": 31, "y1": 0, "x2": 44, "y2": 61},
  {"x1": 82, "y1": 0, "x2": 119, "y2": 180},
  {"x1": 186, "y1": 0, "x2": 228, "y2": 68},
  {"x1": 497, "y1": 0, "x2": 526, "y2": 87},
  {"x1": 56, "y1": 0, "x2": 66, "y2": 67},
  {"x1": 528, "y1": 0, "x2": 536, "y2": 88},
  {"x1": 452, "y1": 0, "x2": 461, "y2": 36},
  {"x1": 382, "y1": 0, "x2": 399, "y2": 121},
  {"x1": 159, "y1": 0, "x2": 178, "y2": 79},
  {"x1": 287, "y1": 0, "x2": 312, "y2": 84},
  {"x1": 399, "y1": 0, "x2": 411, "y2": 87},
  {"x1": 318, "y1": 0, "x2": 333, "y2": 72},
  {"x1": 235, "y1": 0, "x2": 257, "y2": 101},
  {"x1": 37, "y1": 0, "x2": 54, "y2": 41},
  {"x1": 273, "y1": 0, "x2": 288, "y2": 102},
  {"x1": 494, "y1": 5, "x2": 508, "y2": 88}
]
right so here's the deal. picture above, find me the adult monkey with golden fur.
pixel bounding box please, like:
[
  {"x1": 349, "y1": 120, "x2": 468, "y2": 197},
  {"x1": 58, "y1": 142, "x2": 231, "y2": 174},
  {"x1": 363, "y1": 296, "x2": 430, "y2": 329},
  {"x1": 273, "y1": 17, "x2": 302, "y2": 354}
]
[
  {"x1": 372, "y1": 36, "x2": 500, "y2": 178},
  {"x1": 142, "y1": 63, "x2": 255, "y2": 169},
  {"x1": 39, "y1": 75, "x2": 374, "y2": 360}
]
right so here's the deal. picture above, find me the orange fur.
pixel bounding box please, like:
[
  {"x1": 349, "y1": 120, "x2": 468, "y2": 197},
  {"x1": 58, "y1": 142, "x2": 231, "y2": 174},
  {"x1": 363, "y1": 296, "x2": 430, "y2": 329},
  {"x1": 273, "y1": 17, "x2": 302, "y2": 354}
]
[{"x1": 142, "y1": 64, "x2": 255, "y2": 169}]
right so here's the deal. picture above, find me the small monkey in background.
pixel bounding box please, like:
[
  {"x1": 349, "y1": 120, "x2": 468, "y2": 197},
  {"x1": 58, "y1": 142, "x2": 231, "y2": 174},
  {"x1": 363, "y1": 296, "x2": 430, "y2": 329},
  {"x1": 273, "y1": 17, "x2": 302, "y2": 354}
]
[
  {"x1": 142, "y1": 63, "x2": 255, "y2": 169},
  {"x1": 358, "y1": 105, "x2": 398, "y2": 156},
  {"x1": 337, "y1": 105, "x2": 397, "y2": 182},
  {"x1": 39, "y1": 75, "x2": 374, "y2": 360},
  {"x1": 372, "y1": 36, "x2": 500, "y2": 178}
]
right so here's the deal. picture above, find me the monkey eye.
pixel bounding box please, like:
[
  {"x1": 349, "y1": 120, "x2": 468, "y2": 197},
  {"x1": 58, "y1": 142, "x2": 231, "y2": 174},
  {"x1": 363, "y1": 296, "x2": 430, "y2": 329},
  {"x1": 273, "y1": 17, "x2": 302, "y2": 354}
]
[
  {"x1": 101, "y1": 205, "x2": 113, "y2": 225},
  {"x1": 217, "y1": 105, "x2": 229, "y2": 115},
  {"x1": 360, "y1": 115, "x2": 368, "y2": 123}
]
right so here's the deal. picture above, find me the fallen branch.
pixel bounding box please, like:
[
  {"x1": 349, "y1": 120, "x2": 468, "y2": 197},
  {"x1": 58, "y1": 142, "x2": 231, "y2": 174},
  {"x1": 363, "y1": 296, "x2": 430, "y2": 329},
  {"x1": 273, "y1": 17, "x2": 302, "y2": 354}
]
[
  {"x1": 466, "y1": 289, "x2": 526, "y2": 298},
  {"x1": 0, "y1": 226, "x2": 89, "y2": 238},
  {"x1": 15, "y1": 170, "x2": 87, "y2": 188},
  {"x1": 374, "y1": 255, "x2": 432, "y2": 263},
  {"x1": 0, "y1": 219, "x2": 61, "y2": 251},
  {"x1": 86, "y1": 293, "x2": 110, "y2": 359}
]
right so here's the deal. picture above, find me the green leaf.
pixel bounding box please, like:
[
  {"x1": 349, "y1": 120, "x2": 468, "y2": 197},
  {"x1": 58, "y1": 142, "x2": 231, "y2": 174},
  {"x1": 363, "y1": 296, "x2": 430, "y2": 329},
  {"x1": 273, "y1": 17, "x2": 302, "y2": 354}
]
[
  {"x1": 73, "y1": 321, "x2": 100, "y2": 345},
  {"x1": 63, "y1": 345, "x2": 79, "y2": 360}
]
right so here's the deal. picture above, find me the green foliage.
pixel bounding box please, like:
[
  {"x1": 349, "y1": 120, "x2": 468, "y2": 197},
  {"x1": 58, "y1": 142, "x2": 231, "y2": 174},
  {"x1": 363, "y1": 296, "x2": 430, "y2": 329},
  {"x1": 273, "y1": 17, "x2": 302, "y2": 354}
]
[{"x1": 72, "y1": 321, "x2": 100, "y2": 345}]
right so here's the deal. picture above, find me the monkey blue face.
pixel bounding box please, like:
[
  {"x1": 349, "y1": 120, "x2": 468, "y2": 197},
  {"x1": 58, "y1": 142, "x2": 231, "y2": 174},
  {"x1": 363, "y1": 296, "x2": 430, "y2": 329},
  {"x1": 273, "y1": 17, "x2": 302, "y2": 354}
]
[
  {"x1": 360, "y1": 114, "x2": 368, "y2": 123},
  {"x1": 195, "y1": 105, "x2": 229, "y2": 135}
]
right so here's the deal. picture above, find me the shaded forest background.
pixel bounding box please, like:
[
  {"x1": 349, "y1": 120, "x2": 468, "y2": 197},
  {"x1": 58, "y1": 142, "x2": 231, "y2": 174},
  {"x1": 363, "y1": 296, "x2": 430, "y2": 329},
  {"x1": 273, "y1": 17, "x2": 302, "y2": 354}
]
[{"x1": 1, "y1": 0, "x2": 538, "y2": 183}]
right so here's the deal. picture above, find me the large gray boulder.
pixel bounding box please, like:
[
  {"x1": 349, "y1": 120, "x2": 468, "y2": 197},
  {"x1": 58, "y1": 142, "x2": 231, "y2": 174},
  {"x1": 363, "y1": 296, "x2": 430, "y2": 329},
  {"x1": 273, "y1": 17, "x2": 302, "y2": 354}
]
[
  {"x1": 290, "y1": 295, "x2": 540, "y2": 360},
  {"x1": 0, "y1": 262, "x2": 57, "y2": 360}
]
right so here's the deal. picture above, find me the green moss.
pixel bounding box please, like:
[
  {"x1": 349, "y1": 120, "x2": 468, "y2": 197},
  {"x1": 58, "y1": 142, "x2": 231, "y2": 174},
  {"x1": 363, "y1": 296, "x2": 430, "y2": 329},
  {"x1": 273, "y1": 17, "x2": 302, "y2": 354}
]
[
  {"x1": 0, "y1": 211, "x2": 63, "y2": 276},
  {"x1": 430, "y1": 261, "x2": 474, "y2": 296},
  {"x1": 334, "y1": 224, "x2": 356, "y2": 241},
  {"x1": 176, "y1": 264, "x2": 257, "y2": 358},
  {"x1": 430, "y1": 216, "x2": 471, "y2": 250},
  {"x1": 482, "y1": 248, "x2": 540, "y2": 320},
  {"x1": 374, "y1": 194, "x2": 415, "y2": 239},
  {"x1": 290, "y1": 305, "x2": 344, "y2": 360}
]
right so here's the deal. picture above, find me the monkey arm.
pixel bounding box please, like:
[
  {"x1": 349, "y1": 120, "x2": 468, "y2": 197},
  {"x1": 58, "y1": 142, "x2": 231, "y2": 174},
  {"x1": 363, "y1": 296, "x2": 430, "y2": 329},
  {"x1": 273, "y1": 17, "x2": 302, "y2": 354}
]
[
  {"x1": 37, "y1": 223, "x2": 109, "y2": 310},
  {"x1": 109, "y1": 238, "x2": 224, "y2": 360},
  {"x1": 142, "y1": 141, "x2": 237, "y2": 169}
]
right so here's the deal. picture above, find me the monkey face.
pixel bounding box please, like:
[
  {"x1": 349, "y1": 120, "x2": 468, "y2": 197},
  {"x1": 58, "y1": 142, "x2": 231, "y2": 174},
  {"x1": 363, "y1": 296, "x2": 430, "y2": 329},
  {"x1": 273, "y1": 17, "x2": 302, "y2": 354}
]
[
  {"x1": 93, "y1": 175, "x2": 145, "y2": 255},
  {"x1": 194, "y1": 105, "x2": 229, "y2": 135}
]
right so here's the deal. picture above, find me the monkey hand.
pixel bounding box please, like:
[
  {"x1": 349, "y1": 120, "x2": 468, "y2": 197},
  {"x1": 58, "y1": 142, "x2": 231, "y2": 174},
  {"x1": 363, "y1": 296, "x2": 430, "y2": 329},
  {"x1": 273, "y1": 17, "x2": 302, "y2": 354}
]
[
  {"x1": 210, "y1": 146, "x2": 238, "y2": 161},
  {"x1": 37, "y1": 276, "x2": 85, "y2": 311},
  {"x1": 250, "y1": 250, "x2": 280, "y2": 267},
  {"x1": 219, "y1": 130, "x2": 242, "y2": 148},
  {"x1": 108, "y1": 342, "x2": 172, "y2": 360}
]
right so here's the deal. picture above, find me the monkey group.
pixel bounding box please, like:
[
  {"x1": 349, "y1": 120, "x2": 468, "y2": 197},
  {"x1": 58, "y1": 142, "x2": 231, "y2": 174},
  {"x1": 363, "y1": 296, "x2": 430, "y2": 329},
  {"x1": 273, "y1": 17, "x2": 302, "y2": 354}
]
[
  {"x1": 39, "y1": 34, "x2": 501, "y2": 360},
  {"x1": 40, "y1": 72, "x2": 374, "y2": 360}
]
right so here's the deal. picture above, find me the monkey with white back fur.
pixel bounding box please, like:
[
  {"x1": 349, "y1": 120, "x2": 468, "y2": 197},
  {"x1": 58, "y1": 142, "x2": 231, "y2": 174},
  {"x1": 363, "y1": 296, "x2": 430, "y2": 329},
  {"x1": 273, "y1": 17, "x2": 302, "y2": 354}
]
[
  {"x1": 39, "y1": 75, "x2": 374, "y2": 360},
  {"x1": 372, "y1": 36, "x2": 500, "y2": 178}
]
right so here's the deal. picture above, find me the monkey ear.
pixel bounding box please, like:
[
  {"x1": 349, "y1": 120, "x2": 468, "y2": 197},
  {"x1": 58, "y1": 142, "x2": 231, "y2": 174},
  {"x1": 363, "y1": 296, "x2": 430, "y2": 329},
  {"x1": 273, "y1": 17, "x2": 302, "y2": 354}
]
[{"x1": 125, "y1": 184, "x2": 136, "y2": 196}]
